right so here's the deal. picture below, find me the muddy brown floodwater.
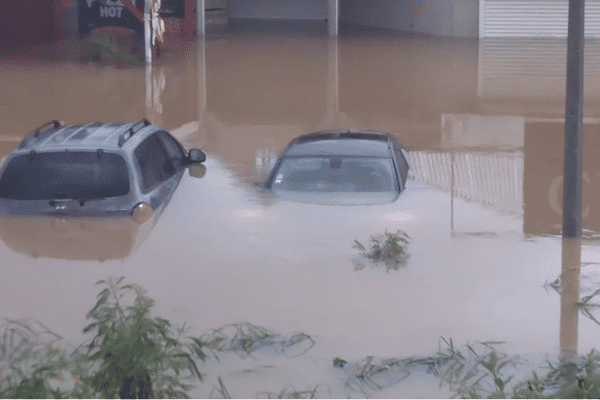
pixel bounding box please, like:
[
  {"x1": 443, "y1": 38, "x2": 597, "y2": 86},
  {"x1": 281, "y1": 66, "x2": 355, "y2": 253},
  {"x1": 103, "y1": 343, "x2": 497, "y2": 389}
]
[{"x1": 3, "y1": 25, "x2": 600, "y2": 397}]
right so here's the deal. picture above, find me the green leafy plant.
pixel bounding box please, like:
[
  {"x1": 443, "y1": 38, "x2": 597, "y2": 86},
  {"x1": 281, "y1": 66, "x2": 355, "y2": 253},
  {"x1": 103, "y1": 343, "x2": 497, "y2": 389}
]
[
  {"x1": 534, "y1": 350, "x2": 600, "y2": 399},
  {"x1": 0, "y1": 345, "x2": 72, "y2": 399},
  {"x1": 0, "y1": 277, "x2": 318, "y2": 399},
  {"x1": 352, "y1": 229, "x2": 410, "y2": 271},
  {"x1": 79, "y1": 276, "x2": 204, "y2": 398},
  {"x1": 432, "y1": 337, "x2": 520, "y2": 398},
  {"x1": 209, "y1": 376, "x2": 232, "y2": 399},
  {"x1": 546, "y1": 270, "x2": 600, "y2": 327},
  {"x1": 432, "y1": 339, "x2": 600, "y2": 399}
]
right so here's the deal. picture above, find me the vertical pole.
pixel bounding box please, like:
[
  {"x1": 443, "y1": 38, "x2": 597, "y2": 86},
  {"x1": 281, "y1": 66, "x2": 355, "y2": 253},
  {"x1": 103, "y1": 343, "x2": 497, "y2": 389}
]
[
  {"x1": 328, "y1": 0, "x2": 338, "y2": 36},
  {"x1": 145, "y1": 63, "x2": 153, "y2": 119},
  {"x1": 562, "y1": 0, "x2": 585, "y2": 238},
  {"x1": 334, "y1": 38, "x2": 339, "y2": 112},
  {"x1": 327, "y1": 38, "x2": 339, "y2": 113},
  {"x1": 560, "y1": 0, "x2": 584, "y2": 368},
  {"x1": 144, "y1": 0, "x2": 152, "y2": 64},
  {"x1": 197, "y1": 35, "x2": 207, "y2": 147},
  {"x1": 198, "y1": 36, "x2": 206, "y2": 120},
  {"x1": 196, "y1": 0, "x2": 205, "y2": 37}
]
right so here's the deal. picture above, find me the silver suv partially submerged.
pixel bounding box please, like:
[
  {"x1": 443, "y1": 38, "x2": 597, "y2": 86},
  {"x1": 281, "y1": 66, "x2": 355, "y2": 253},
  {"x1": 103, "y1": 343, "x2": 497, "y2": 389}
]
[{"x1": 0, "y1": 119, "x2": 206, "y2": 222}]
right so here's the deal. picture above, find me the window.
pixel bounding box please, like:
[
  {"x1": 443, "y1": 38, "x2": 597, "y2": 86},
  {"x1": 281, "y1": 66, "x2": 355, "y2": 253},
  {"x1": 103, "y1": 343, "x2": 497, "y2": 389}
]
[
  {"x1": 0, "y1": 151, "x2": 130, "y2": 200},
  {"x1": 157, "y1": 131, "x2": 185, "y2": 171},
  {"x1": 271, "y1": 156, "x2": 397, "y2": 193},
  {"x1": 394, "y1": 147, "x2": 409, "y2": 186},
  {"x1": 134, "y1": 134, "x2": 172, "y2": 193}
]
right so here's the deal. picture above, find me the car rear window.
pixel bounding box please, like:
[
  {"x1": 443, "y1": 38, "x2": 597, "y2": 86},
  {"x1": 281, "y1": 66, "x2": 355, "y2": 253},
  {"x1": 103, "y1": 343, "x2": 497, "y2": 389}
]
[
  {"x1": 0, "y1": 151, "x2": 130, "y2": 200},
  {"x1": 270, "y1": 156, "x2": 398, "y2": 193}
]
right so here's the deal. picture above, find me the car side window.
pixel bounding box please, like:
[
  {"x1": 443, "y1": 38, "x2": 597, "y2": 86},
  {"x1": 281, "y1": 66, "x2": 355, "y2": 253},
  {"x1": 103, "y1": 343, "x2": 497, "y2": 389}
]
[
  {"x1": 394, "y1": 147, "x2": 409, "y2": 186},
  {"x1": 157, "y1": 131, "x2": 185, "y2": 170},
  {"x1": 134, "y1": 134, "x2": 171, "y2": 193}
]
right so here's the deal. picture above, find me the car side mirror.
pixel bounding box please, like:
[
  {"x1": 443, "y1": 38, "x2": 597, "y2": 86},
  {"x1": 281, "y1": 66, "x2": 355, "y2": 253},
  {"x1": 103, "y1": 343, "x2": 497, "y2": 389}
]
[
  {"x1": 189, "y1": 163, "x2": 206, "y2": 179},
  {"x1": 186, "y1": 149, "x2": 206, "y2": 164}
]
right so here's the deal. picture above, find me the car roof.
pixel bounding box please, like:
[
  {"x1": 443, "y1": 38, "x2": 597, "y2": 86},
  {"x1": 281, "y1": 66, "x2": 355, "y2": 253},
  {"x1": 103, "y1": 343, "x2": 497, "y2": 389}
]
[
  {"x1": 284, "y1": 130, "x2": 394, "y2": 157},
  {"x1": 15, "y1": 119, "x2": 154, "y2": 152}
]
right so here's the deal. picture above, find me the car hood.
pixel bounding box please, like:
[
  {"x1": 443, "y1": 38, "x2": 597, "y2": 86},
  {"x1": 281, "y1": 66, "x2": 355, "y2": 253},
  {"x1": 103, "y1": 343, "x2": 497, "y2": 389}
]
[{"x1": 269, "y1": 190, "x2": 400, "y2": 205}]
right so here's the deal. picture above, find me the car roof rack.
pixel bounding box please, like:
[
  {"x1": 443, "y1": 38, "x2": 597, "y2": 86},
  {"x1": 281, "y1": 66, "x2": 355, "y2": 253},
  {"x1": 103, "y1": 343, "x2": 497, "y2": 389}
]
[
  {"x1": 117, "y1": 118, "x2": 151, "y2": 147},
  {"x1": 18, "y1": 120, "x2": 63, "y2": 149},
  {"x1": 33, "y1": 120, "x2": 62, "y2": 138}
]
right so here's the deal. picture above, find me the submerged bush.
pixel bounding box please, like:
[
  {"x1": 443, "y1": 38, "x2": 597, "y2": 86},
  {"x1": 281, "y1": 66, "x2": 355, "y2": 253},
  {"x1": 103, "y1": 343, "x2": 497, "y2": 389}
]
[
  {"x1": 79, "y1": 30, "x2": 143, "y2": 68},
  {"x1": 332, "y1": 337, "x2": 600, "y2": 399},
  {"x1": 79, "y1": 277, "x2": 204, "y2": 398},
  {"x1": 0, "y1": 277, "x2": 205, "y2": 398},
  {"x1": 352, "y1": 229, "x2": 410, "y2": 271},
  {"x1": 0, "y1": 277, "x2": 317, "y2": 399}
]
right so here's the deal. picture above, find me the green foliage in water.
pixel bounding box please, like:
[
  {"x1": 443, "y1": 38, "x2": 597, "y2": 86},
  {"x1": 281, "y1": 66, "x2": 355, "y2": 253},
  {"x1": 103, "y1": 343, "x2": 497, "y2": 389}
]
[
  {"x1": 210, "y1": 376, "x2": 323, "y2": 399},
  {"x1": 0, "y1": 276, "x2": 206, "y2": 399},
  {"x1": 79, "y1": 276, "x2": 204, "y2": 398},
  {"x1": 0, "y1": 277, "x2": 317, "y2": 399},
  {"x1": 330, "y1": 338, "x2": 600, "y2": 399},
  {"x1": 431, "y1": 338, "x2": 600, "y2": 398},
  {"x1": 0, "y1": 346, "x2": 71, "y2": 399},
  {"x1": 79, "y1": 31, "x2": 143, "y2": 68},
  {"x1": 198, "y1": 322, "x2": 315, "y2": 360},
  {"x1": 432, "y1": 337, "x2": 519, "y2": 398},
  {"x1": 352, "y1": 229, "x2": 410, "y2": 271}
]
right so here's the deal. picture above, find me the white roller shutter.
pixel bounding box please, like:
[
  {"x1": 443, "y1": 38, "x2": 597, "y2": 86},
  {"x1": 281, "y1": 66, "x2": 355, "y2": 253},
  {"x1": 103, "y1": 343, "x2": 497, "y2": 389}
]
[
  {"x1": 478, "y1": 38, "x2": 600, "y2": 99},
  {"x1": 480, "y1": 0, "x2": 600, "y2": 38}
]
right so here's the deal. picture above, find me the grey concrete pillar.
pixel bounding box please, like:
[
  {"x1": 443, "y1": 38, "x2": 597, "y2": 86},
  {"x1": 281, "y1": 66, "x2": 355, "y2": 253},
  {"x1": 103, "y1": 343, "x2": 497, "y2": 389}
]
[
  {"x1": 328, "y1": 0, "x2": 338, "y2": 36},
  {"x1": 197, "y1": 0, "x2": 205, "y2": 36}
]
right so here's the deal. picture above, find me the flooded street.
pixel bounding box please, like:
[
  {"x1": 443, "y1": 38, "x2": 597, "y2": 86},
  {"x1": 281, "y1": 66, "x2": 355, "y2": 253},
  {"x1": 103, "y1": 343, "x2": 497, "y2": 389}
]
[{"x1": 3, "y1": 26, "x2": 600, "y2": 397}]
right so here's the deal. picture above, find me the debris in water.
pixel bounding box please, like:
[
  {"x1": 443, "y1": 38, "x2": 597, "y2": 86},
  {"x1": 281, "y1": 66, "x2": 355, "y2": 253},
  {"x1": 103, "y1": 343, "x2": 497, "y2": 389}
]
[
  {"x1": 197, "y1": 322, "x2": 315, "y2": 359},
  {"x1": 333, "y1": 355, "x2": 433, "y2": 392}
]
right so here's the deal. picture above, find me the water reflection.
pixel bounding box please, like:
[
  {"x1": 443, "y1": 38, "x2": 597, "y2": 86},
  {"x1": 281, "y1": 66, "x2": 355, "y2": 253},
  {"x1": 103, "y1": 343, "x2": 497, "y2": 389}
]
[
  {"x1": 524, "y1": 122, "x2": 600, "y2": 236},
  {"x1": 0, "y1": 216, "x2": 153, "y2": 261},
  {"x1": 560, "y1": 237, "x2": 581, "y2": 364}
]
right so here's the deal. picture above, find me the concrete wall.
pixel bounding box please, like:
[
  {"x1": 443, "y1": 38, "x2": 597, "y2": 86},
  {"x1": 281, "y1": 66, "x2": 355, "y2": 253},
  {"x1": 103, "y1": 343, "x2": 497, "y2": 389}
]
[
  {"x1": 339, "y1": 0, "x2": 478, "y2": 37},
  {"x1": 453, "y1": 0, "x2": 478, "y2": 37},
  {"x1": 413, "y1": 0, "x2": 454, "y2": 36},
  {"x1": 339, "y1": 0, "x2": 413, "y2": 31},
  {"x1": 228, "y1": 0, "x2": 328, "y2": 20}
]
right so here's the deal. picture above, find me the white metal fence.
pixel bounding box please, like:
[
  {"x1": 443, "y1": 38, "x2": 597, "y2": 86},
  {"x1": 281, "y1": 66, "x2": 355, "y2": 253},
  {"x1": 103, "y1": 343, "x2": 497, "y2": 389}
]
[{"x1": 406, "y1": 150, "x2": 524, "y2": 216}]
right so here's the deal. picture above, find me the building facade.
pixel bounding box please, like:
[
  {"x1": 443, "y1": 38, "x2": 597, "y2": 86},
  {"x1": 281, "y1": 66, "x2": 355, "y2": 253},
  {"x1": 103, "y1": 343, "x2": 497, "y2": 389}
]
[{"x1": 2, "y1": 0, "x2": 599, "y2": 48}]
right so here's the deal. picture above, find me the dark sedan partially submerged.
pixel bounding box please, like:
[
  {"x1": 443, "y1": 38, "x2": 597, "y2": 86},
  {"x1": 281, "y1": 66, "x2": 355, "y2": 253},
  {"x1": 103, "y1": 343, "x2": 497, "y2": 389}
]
[{"x1": 264, "y1": 130, "x2": 409, "y2": 204}]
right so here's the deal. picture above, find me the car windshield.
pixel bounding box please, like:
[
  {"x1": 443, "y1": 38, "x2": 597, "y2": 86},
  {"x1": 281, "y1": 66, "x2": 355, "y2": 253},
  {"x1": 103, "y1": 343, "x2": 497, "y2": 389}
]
[
  {"x1": 0, "y1": 151, "x2": 130, "y2": 200},
  {"x1": 270, "y1": 156, "x2": 398, "y2": 193}
]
